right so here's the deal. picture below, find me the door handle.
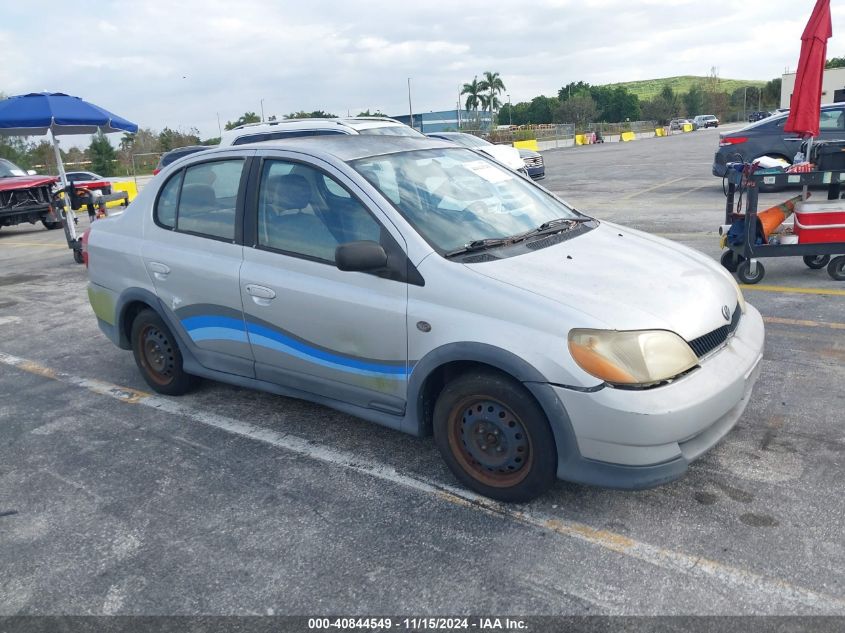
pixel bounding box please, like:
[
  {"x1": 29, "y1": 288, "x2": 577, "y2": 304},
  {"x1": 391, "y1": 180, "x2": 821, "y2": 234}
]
[
  {"x1": 148, "y1": 261, "x2": 170, "y2": 280},
  {"x1": 245, "y1": 284, "x2": 276, "y2": 306}
]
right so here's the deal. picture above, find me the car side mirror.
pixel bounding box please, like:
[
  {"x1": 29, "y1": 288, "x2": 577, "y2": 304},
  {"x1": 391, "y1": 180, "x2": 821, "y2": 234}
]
[
  {"x1": 27, "y1": 170, "x2": 37, "y2": 176},
  {"x1": 335, "y1": 240, "x2": 388, "y2": 272}
]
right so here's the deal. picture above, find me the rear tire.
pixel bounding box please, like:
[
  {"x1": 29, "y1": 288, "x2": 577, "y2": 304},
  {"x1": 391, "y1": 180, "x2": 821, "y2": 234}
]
[
  {"x1": 828, "y1": 256, "x2": 845, "y2": 281},
  {"x1": 131, "y1": 309, "x2": 199, "y2": 395},
  {"x1": 42, "y1": 220, "x2": 62, "y2": 230},
  {"x1": 433, "y1": 371, "x2": 557, "y2": 502},
  {"x1": 803, "y1": 255, "x2": 830, "y2": 269}
]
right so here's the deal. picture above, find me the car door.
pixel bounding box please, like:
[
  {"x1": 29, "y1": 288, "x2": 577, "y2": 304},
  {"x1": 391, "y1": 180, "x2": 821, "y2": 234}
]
[
  {"x1": 142, "y1": 153, "x2": 256, "y2": 378},
  {"x1": 239, "y1": 153, "x2": 410, "y2": 415}
]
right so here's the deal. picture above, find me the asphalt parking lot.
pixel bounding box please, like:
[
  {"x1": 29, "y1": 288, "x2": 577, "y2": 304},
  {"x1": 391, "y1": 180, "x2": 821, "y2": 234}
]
[{"x1": 1, "y1": 128, "x2": 844, "y2": 618}]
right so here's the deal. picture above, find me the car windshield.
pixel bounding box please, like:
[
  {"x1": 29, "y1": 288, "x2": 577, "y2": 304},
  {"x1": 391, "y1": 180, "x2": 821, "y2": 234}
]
[
  {"x1": 444, "y1": 134, "x2": 490, "y2": 149},
  {"x1": 350, "y1": 147, "x2": 585, "y2": 253},
  {"x1": 355, "y1": 125, "x2": 422, "y2": 137},
  {"x1": 0, "y1": 158, "x2": 26, "y2": 178}
]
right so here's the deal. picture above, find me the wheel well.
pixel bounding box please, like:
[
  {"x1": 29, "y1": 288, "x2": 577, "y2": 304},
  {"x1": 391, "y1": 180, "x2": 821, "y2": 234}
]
[
  {"x1": 416, "y1": 361, "x2": 523, "y2": 436},
  {"x1": 120, "y1": 300, "x2": 153, "y2": 347}
]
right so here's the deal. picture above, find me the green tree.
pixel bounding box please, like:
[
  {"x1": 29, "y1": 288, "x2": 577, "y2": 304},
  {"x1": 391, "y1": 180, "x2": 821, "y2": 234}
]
[
  {"x1": 642, "y1": 95, "x2": 675, "y2": 125},
  {"x1": 89, "y1": 131, "x2": 117, "y2": 176},
  {"x1": 478, "y1": 71, "x2": 506, "y2": 127},
  {"x1": 526, "y1": 95, "x2": 558, "y2": 124},
  {"x1": 283, "y1": 110, "x2": 337, "y2": 119},
  {"x1": 826, "y1": 57, "x2": 845, "y2": 69},
  {"x1": 461, "y1": 76, "x2": 484, "y2": 126},
  {"x1": 554, "y1": 95, "x2": 598, "y2": 128},
  {"x1": 762, "y1": 78, "x2": 782, "y2": 108},
  {"x1": 558, "y1": 81, "x2": 591, "y2": 102},
  {"x1": 224, "y1": 111, "x2": 260, "y2": 130},
  {"x1": 684, "y1": 84, "x2": 706, "y2": 117},
  {"x1": 357, "y1": 109, "x2": 387, "y2": 117},
  {"x1": 158, "y1": 127, "x2": 200, "y2": 153}
]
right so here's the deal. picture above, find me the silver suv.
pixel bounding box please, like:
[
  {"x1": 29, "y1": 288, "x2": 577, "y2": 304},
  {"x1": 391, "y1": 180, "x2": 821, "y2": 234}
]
[
  {"x1": 219, "y1": 116, "x2": 422, "y2": 146},
  {"x1": 87, "y1": 135, "x2": 764, "y2": 501}
]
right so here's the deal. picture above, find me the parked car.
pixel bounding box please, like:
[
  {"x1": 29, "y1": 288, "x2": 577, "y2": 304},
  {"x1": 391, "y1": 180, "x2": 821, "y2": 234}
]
[
  {"x1": 0, "y1": 158, "x2": 61, "y2": 230},
  {"x1": 153, "y1": 145, "x2": 211, "y2": 175},
  {"x1": 669, "y1": 118, "x2": 693, "y2": 131},
  {"x1": 425, "y1": 131, "x2": 527, "y2": 174},
  {"x1": 86, "y1": 136, "x2": 764, "y2": 502},
  {"x1": 747, "y1": 111, "x2": 770, "y2": 123},
  {"x1": 693, "y1": 115, "x2": 719, "y2": 129},
  {"x1": 64, "y1": 170, "x2": 104, "y2": 182},
  {"x1": 219, "y1": 117, "x2": 422, "y2": 147},
  {"x1": 518, "y1": 148, "x2": 545, "y2": 179},
  {"x1": 712, "y1": 102, "x2": 845, "y2": 177}
]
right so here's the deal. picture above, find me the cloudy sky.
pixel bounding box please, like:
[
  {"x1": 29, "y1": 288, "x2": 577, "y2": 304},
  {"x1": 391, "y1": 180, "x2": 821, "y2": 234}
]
[{"x1": 2, "y1": 0, "x2": 844, "y2": 141}]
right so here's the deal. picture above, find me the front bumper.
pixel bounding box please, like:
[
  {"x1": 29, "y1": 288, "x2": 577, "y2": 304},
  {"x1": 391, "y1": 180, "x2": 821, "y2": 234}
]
[{"x1": 550, "y1": 305, "x2": 765, "y2": 487}]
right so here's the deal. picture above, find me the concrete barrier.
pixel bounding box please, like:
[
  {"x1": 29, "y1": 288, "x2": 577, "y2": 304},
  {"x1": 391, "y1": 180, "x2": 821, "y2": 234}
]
[
  {"x1": 620, "y1": 131, "x2": 636, "y2": 142},
  {"x1": 106, "y1": 180, "x2": 138, "y2": 208},
  {"x1": 655, "y1": 128, "x2": 666, "y2": 137},
  {"x1": 574, "y1": 134, "x2": 585, "y2": 146},
  {"x1": 682, "y1": 123, "x2": 694, "y2": 133},
  {"x1": 513, "y1": 139, "x2": 539, "y2": 151}
]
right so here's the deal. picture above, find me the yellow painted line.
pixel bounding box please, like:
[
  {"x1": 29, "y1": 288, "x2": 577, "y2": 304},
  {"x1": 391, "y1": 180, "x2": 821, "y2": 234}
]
[
  {"x1": 4, "y1": 350, "x2": 845, "y2": 611},
  {"x1": 763, "y1": 316, "x2": 845, "y2": 330},
  {"x1": 741, "y1": 284, "x2": 845, "y2": 297},
  {"x1": 619, "y1": 176, "x2": 689, "y2": 200}
]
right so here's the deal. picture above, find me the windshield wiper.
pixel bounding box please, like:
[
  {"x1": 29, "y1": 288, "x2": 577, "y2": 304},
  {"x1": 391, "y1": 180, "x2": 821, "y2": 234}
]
[
  {"x1": 510, "y1": 217, "x2": 593, "y2": 242},
  {"x1": 444, "y1": 238, "x2": 512, "y2": 258},
  {"x1": 444, "y1": 217, "x2": 593, "y2": 258}
]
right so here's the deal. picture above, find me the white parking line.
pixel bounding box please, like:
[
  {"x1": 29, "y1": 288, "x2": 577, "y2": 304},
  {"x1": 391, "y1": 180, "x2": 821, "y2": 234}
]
[{"x1": 2, "y1": 349, "x2": 845, "y2": 613}]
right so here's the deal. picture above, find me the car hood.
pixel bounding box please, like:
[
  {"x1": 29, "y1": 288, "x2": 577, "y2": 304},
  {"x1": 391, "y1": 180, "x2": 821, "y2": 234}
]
[
  {"x1": 477, "y1": 145, "x2": 524, "y2": 171},
  {"x1": 0, "y1": 175, "x2": 58, "y2": 192},
  {"x1": 464, "y1": 222, "x2": 739, "y2": 341}
]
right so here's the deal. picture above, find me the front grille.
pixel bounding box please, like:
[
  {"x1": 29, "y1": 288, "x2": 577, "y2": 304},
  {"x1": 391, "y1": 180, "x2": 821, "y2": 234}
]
[
  {"x1": 688, "y1": 304, "x2": 742, "y2": 358},
  {"x1": 524, "y1": 157, "x2": 543, "y2": 167}
]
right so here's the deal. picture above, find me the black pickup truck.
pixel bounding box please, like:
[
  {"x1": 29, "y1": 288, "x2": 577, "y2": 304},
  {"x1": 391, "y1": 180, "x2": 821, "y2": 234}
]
[{"x1": 0, "y1": 158, "x2": 61, "y2": 230}]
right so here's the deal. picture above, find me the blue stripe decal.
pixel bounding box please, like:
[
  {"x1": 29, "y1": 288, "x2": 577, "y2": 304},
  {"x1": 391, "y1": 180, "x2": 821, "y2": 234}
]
[{"x1": 180, "y1": 315, "x2": 408, "y2": 379}]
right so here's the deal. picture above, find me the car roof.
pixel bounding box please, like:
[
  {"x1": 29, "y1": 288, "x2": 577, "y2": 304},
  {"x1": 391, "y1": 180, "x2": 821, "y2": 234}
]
[
  {"x1": 189, "y1": 135, "x2": 457, "y2": 163},
  {"x1": 732, "y1": 102, "x2": 845, "y2": 134}
]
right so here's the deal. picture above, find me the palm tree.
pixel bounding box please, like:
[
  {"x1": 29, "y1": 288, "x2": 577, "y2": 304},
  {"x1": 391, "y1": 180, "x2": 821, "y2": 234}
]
[
  {"x1": 479, "y1": 71, "x2": 506, "y2": 129},
  {"x1": 461, "y1": 77, "x2": 483, "y2": 128}
]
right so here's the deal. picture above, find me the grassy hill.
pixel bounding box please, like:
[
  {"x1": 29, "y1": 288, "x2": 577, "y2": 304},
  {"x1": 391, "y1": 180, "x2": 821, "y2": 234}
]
[{"x1": 603, "y1": 75, "x2": 767, "y2": 100}]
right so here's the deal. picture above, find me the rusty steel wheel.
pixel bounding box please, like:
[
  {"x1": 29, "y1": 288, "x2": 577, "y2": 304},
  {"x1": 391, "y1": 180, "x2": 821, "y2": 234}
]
[
  {"x1": 131, "y1": 309, "x2": 198, "y2": 395},
  {"x1": 433, "y1": 371, "x2": 557, "y2": 502},
  {"x1": 447, "y1": 397, "x2": 533, "y2": 489}
]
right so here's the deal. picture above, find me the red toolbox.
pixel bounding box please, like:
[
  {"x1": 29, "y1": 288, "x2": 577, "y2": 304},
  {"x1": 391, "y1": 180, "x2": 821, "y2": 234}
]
[{"x1": 794, "y1": 200, "x2": 845, "y2": 244}]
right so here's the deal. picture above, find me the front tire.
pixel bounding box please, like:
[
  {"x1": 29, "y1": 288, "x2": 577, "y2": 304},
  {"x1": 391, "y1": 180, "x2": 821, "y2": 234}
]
[
  {"x1": 433, "y1": 371, "x2": 557, "y2": 502},
  {"x1": 131, "y1": 309, "x2": 198, "y2": 395}
]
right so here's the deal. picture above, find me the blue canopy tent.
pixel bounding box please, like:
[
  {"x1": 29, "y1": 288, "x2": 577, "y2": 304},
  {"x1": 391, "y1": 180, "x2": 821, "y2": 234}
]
[{"x1": 0, "y1": 92, "x2": 138, "y2": 253}]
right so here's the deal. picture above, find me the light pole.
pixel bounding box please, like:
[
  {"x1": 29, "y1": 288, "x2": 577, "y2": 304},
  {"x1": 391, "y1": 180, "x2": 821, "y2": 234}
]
[
  {"x1": 260, "y1": 99, "x2": 265, "y2": 122},
  {"x1": 743, "y1": 87, "x2": 747, "y2": 121},
  {"x1": 407, "y1": 78, "x2": 414, "y2": 130},
  {"x1": 507, "y1": 94, "x2": 512, "y2": 127}
]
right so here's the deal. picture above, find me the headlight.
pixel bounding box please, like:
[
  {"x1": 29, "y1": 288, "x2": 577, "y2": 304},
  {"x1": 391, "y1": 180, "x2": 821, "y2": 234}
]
[{"x1": 568, "y1": 329, "x2": 698, "y2": 387}]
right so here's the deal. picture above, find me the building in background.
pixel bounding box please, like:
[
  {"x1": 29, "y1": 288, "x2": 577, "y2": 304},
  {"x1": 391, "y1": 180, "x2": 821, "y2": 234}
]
[
  {"x1": 391, "y1": 109, "x2": 492, "y2": 133},
  {"x1": 781, "y1": 67, "x2": 845, "y2": 108}
]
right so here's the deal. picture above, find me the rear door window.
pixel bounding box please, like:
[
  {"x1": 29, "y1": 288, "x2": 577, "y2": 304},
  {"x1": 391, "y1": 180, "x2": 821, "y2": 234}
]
[{"x1": 154, "y1": 159, "x2": 245, "y2": 241}]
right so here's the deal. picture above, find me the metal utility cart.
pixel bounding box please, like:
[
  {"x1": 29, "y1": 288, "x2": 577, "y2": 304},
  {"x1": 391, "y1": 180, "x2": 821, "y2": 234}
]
[{"x1": 721, "y1": 165, "x2": 845, "y2": 283}]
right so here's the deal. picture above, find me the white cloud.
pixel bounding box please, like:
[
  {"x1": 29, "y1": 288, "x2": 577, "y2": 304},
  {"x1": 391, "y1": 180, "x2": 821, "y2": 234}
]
[{"x1": 1, "y1": 0, "x2": 839, "y2": 138}]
